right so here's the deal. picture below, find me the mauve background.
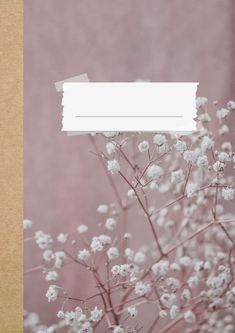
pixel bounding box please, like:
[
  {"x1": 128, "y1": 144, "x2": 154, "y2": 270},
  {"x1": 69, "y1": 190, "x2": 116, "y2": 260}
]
[{"x1": 24, "y1": 0, "x2": 235, "y2": 328}]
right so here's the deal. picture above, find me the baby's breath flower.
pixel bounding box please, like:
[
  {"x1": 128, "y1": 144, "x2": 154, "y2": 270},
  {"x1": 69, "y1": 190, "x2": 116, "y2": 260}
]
[
  {"x1": 127, "y1": 306, "x2": 138, "y2": 318},
  {"x1": 45, "y1": 271, "x2": 58, "y2": 282},
  {"x1": 170, "y1": 305, "x2": 179, "y2": 319},
  {"x1": 23, "y1": 219, "x2": 32, "y2": 230},
  {"x1": 77, "y1": 224, "x2": 88, "y2": 233},
  {"x1": 138, "y1": 140, "x2": 149, "y2": 152},
  {"x1": 227, "y1": 100, "x2": 235, "y2": 110},
  {"x1": 197, "y1": 155, "x2": 208, "y2": 168},
  {"x1": 151, "y1": 260, "x2": 169, "y2": 276},
  {"x1": 97, "y1": 204, "x2": 108, "y2": 214},
  {"x1": 105, "y1": 217, "x2": 117, "y2": 230},
  {"x1": 90, "y1": 306, "x2": 103, "y2": 322},
  {"x1": 171, "y1": 169, "x2": 184, "y2": 184},
  {"x1": 43, "y1": 249, "x2": 54, "y2": 262},
  {"x1": 125, "y1": 248, "x2": 134, "y2": 261},
  {"x1": 186, "y1": 183, "x2": 199, "y2": 198},
  {"x1": 147, "y1": 164, "x2": 163, "y2": 179},
  {"x1": 222, "y1": 187, "x2": 235, "y2": 201},
  {"x1": 57, "y1": 310, "x2": 64, "y2": 319},
  {"x1": 201, "y1": 136, "x2": 214, "y2": 152},
  {"x1": 196, "y1": 96, "x2": 208, "y2": 108},
  {"x1": 153, "y1": 134, "x2": 167, "y2": 146},
  {"x1": 78, "y1": 249, "x2": 90, "y2": 261},
  {"x1": 54, "y1": 251, "x2": 66, "y2": 269},
  {"x1": 217, "y1": 108, "x2": 230, "y2": 119},
  {"x1": 35, "y1": 231, "x2": 53, "y2": 250},
  {"x1": 46, "y1": 285, "x2": 59, "y2": 302},
  {"x1": 184, "y1": 310, "x2": 196, "y2": 323},
  {"x1": 134, "y1": 251, "x2": 146, "y2": 264},
  {"x1": 106, "y1": 142, "x2": 116, "y2": 155},
  {"x1": 218, "y1": 152, "x2": 230, "y2": 162},
  {"x1": 174, "y1": 140, "x2": 187, "y2": 153},
  {"x1": 160, "y1": 293, "x2": 177, "y2": 308},
  {"x1": 159, "y1": 310, "x2": 168, "y2": 318},
  {"x1": 107, "y1": 159, "x2": 120, "y2": 174},
  {"x1": 135, "y1": 282, "x2": 151, "y2": 296},
  {"x1": 113, "y1": 326, "x2": 125, "y2": 333},
  {"x1": 57, "y1": 233, "x2": 68, "y2": 243},
  {"x1": 103, "y1": 132, "x2": 119, "y2": 138},
  {"x1": 107, "y1": 247, "x2": 119, "y2": 260}
]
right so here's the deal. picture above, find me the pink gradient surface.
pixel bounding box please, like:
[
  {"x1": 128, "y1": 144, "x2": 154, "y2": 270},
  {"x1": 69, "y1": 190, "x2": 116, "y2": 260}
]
[{"x1": 24, "y1": 0, "x2": 235, "y2": 326}]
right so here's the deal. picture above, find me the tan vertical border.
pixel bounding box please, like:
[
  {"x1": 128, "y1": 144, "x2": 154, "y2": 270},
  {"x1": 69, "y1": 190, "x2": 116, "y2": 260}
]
[{"x1": 0, "y1": 1, "x2": 23, "y2": 332}]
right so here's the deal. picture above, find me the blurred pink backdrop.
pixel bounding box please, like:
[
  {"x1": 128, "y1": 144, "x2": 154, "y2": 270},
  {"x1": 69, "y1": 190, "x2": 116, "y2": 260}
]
[{"x1": 24, "y1": 0, "x2": 235, "y2": 326}]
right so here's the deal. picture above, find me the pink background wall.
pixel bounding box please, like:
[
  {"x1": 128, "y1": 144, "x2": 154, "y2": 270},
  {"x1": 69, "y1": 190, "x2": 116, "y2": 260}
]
[{"x1": 24, "y1": 0, "x2": 235, "y2": 326}]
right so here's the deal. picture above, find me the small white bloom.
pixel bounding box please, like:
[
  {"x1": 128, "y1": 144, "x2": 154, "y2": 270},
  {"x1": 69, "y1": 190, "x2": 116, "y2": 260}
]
[
  {"x1": 78, "y1": 249, "x2": 90, "y2": 261},
  {"x1": 138, "y1": 140, "x2": 149, "y2": 152},
  {"x1": 183, "y1": 150, "x2": 199, "y2": 164},
  {"x1": 106, "y1": 142, "x2": 116, "y2": 155},
  {"x1": 187, "y1": 275, "x2": 199, "y2": 288},
  {"x1": 57, "y1": 310, "x2": 64, "y2": 319},
  {"x1": 90, "y1": 237, "x2": 103, "y2": 252},
  {"x1": 105, "y1": 217, "x2": 117, "y2": 230},
  {"x1": 217, "y1": 108, "x2": 230, "y2": 120},
  {"x1": 151, "y1": 260, "x2": 169, "y2": 276},
  {"x1": 107, "y1": 247, "x2": 119, "y2": 260},
  {"x1": 153, "y1": 134, "x2": 167, "y2": 146},
  {"x1": 103, "y1": 132, "x2": 119, "y2": 138},
  {"x1": 134, "y1": 251, "x2": 146, "y2": 264},
  {"x1": 181, "y1": 289, "x2": 191, "y2": 301},
  {"x1": 113, "y1": 326, "x2": 125, "y2": 333},
  {"x1": 159, "y1": 310, "x2": 168, "y2": 318},
  {"x1": 79, "y1": 322, "x2": 93, "y2": 333},
  {"x1": 64, "y1": 311, "x2": 76, "y2": 325},
  {"x1": 46, "y1": 285, "x2": 59, "y2": 302},
  {"x1": 197, "y1": 155, "x2": 208, "y2": 168},
  {"x1": 111, "y1": 265, "x2": 121, "y2": 276},
  {"x1": 147, "y1": 164, "x2": 163, "y2": 179},
  {"x1": 160, "y1": 293, "x2": 177, "y2": 308},
  {"x1": 219, "y1": 124, "x2": 229, "y2": 135},
  {"x1": 43, "y1": 249, "x2": 54, "y2": 262},
  {"x1": 124, "y1": 233, "x2": 132, "y2": 240},
  {"x1": 184, "y1": 310, "x2": 196, "y2": 323},
  {"x1": 135, "y1": 282, "x2": 151, "y2": 296},
  {"x1": 97, "y1": 205, "x2": 108, "y2": 214},
  {"x1": 57, "y1": 233, "x2": 68, "y2": 244},
  {"x1": 107, "y1": 159, "x2": 120, "y2": 174},
  {"x1": 127, "y1": 188, "x2": 135, "y2": 198},
  {"x1": 186, "y1": 183, "x2": 199, "y2": 198},
  {"x1": 45, "y1": 271, "x2": 58, "y2": 282},
  {"x1": 119, "y1": 264, "x2": 131, "y2": 277},
  {"x1": 35, "y1": 231, "x2": 53, "y2": 250},
  {"x1": 222, "y1": 187, "x2": 234, "y2": 201},
  {"x1": 196, "y1": 97, "x2": 208, "y2": 108},
  {"x1": 77, "y1": 224, "x2": 88, "y2": 233},
  {"x1": 171, "y1": 169, "x2": 184, "y2": 184},
  {"x1": 218, "y1": 152, "x2": 230, "y2": 162},
  {"x1": 179, "y1": 256, "x2": 192, "y2": 267},
  {"x1": 124, "y1": 248, "x2": 134, "y2": 261},
  {"x1": 127, "y1": 306, "x2": 138, "y2": 318},
  {"x1": 213, "y1": 161, "x2": 225, "y2": 172},
  {"x1": 170, "y1": 305, "x2": 179, "y2": 319},
  {"x1": 174, "y1": 140, "x2": 187, "y2": 153},
  {"x1": 91, "y1": 235, "x2": 111, "y2": 252},
  {"x1": 90, "y1": 306, "x2": 103, "y2": 322},
  {"x1": 201, "y1": 136, "x2": 214, "y2": 152},
  {"x1": 54, "y1": 251, "x2": 66, "y2": 269},
  {"x1": 23, "y1": 219, "x2": 32, "y2": 230},
  {"x1": 227, "y1": 100, "x2": 235, "y2": 110}
]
